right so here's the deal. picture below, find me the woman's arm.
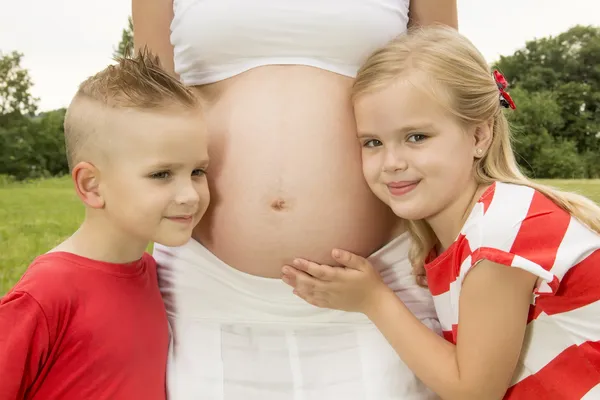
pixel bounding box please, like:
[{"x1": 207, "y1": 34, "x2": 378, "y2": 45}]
[
  {"x1": 283, "y1": 253, "x2": 537, "y2": 399},
  {"x1": 132, "y1": 0, "x2": 177, "y2": 76},
  {"x1": 408, "y1": 0, "x2": 458, "y2": 29}
]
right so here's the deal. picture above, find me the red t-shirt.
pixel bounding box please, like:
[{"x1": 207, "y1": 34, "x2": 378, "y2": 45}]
[{"x1": 0, "y1": 252, "x2": 170, "y2": 400}]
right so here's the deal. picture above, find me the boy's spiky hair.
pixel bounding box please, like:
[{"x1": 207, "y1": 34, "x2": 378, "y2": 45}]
[{"x1": 64, "y1": 48, "x2": 198, "y2": 170}]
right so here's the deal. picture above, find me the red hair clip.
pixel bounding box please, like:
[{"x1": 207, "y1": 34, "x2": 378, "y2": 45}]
[{"x1": 493, "y1": 70, "x2": 516, "y2": 110}]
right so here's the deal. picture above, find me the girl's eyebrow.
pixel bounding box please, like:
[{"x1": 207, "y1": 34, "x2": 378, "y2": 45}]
[
  {"x1": 357, "y1": 123, "x2": 436, "y2": 139},
  {"x1": 393, "y1": 123, "x2": 436, "y2": 134}
]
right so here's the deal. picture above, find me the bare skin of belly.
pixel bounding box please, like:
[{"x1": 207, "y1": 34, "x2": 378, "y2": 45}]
[{"x1": 193, "y1": 65, "x2": 403, "y2": 278}]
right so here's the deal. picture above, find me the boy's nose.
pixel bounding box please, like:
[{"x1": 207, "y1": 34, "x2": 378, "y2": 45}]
[{"x1": 175, "y1": 181, "x2": 200, "y2": 206}]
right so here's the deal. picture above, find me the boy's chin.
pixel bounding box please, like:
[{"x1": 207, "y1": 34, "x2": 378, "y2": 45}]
[{"x1": 152, "y1": 233, "x2": 193, "y2": 248}]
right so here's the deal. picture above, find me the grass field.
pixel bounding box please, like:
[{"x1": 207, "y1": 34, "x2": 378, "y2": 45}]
[{"x1": 2, "y1": 176, "x2": 600, "y2": 295}]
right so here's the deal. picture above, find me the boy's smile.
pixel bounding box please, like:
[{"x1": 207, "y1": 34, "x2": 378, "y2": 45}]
[{"x1": 90, "y1": 106, "x2": 210, "y2": 252}]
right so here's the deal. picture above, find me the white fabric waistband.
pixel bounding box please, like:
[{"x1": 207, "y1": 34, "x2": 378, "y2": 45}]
[{"x1": 154, "y1": 233, "x2": 438, "y2": 326}]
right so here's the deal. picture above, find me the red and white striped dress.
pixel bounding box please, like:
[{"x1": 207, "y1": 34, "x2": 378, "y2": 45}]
[{"x1": 425, "y1": 181, "x2": 600, "y2": 399}]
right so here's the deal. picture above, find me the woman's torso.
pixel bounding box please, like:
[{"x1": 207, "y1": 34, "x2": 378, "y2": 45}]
[{"x1": 171, "y1": 0, "x2": 411, "y2": 277}]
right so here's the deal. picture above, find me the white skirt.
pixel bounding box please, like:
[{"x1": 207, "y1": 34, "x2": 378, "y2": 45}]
[{"x1": 155, "y1": 233, "x2": 440, "y2": 400}]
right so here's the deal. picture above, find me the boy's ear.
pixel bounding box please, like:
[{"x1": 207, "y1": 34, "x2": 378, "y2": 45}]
[
  {"x1": 472, "y1": 119, "x2": 494, "y2": 158},
  {"x1": 72, "y1": 162, "x2": 105, "y2": 209}
]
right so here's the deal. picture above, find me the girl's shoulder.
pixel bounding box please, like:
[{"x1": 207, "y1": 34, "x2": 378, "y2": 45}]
[
  {"x1": 463, "y1": 181, "x2": 575, "y2": 254},
  {"x1": 473, "y1": 181, "x2": 569, "y2": 229}
]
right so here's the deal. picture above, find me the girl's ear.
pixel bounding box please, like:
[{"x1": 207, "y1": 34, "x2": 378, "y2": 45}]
[{"x1": 472, "y1": 119, "x2": 493, "y2": 158}]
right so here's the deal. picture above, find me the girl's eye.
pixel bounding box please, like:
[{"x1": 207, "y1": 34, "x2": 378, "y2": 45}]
[
  {"x1": 150, "y1": 171, "x2": 171, "y2": 179},
  {"x1": 363, "y1": 139, "x2": 383, "y2": 148},
  {"x1": 407, "y1": 134, "x2": 427, "y2": 143},
  {"x1": 191, "y1": 169, "x2": 206, "y2": 177}
]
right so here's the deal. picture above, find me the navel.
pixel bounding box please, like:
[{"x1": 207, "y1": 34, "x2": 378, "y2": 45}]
[{"x1": 270, "y1": 198, "x2": 287, "y2": 211}]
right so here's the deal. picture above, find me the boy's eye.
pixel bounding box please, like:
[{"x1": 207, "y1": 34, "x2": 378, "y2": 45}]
[
  {"x1": 407, "y1": 133, "x2": 427, "y2": 143},
  {"x1": 363, "y1": 139, "x2": 383, "y2": 148},
  {"x1": 150, "y1": 171, "x2": 171, "y2": 179},
  {"x1": 191, "y1": 168, "x2": 206, "y2": 177}
]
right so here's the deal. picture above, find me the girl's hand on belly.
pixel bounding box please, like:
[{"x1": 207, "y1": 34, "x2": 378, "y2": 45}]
[{"x1": 280, "y1": 248, "x2": 392, "y2": 315}]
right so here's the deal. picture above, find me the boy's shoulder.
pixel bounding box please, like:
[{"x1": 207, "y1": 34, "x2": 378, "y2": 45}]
[
  {"x1": 15, "y1": 250, "x2": 156, "y2": 287},
  {"x1": 6, "y1": 252, "x2": 85, "y2": 309},
  {"x1": 8, "y1": 252, "x2": 158, "y2": 307}
]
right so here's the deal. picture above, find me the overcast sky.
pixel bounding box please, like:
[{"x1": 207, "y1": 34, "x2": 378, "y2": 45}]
[{"x1": 1, "y1": 0, "x2": 598, "y2": 112}]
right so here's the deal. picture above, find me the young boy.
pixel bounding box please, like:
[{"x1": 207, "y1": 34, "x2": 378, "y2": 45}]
[{"x1": 0, "y1": 50, "x2": 210, "y2": 399}]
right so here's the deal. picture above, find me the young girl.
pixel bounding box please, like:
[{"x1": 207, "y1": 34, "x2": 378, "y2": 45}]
[{"x1": 281, "y1": 26, "x2": 600, "y2": 400}]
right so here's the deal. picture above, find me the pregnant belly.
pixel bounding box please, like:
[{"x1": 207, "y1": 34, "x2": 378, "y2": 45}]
[{"x1": 193, "y1": 67, "x2": 398, "y2": 278}]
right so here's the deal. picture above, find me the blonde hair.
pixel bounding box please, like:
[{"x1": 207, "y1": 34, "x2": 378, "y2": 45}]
[
  {"x1": 352, "y1": 26, "x2": 600, "y2": 284},
  {"x1": 63, "y1": 48, "x2": 198, "y2": 170}
]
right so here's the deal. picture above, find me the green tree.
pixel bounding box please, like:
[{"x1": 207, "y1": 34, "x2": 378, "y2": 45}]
[
  {"x1": 532, "y1": 140, "x2": 586, "y2": 179},
  {"x1": 0, "y1": 51, "x2": 68, "y2": 179},
  {"x1": 494, "y1": 25, "x2": 600, "y2": 155},
  {"x1": 0, "y1": 51, "x2": 41, "y2": 179},
  {"x1": 113, "y1": 16, "x2": 134, "y2": 59},
  {"x1": 33, "y1": 109, "x2": 69, "y2": 176},
  {"x1": 505, "y1": 87, "x2": 587, "y2": 178},
  {"x1": 0, "y1": 51, "x2": 38, "y2": 124},
  {"x1": 0, "y1": 109, "x2": 68, "y2": 180}
]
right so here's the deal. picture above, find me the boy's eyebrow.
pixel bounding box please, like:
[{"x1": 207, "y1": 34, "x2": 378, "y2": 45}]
[
  {"x1": 149, "y1": 159, "x2": 210, "y2": 170},
  {"x1": 357, "y1": 132, "x2": 377, "y2": 139}
]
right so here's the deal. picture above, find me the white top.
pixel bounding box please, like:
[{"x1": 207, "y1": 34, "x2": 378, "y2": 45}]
[
  {"x1": 155, "y1": 233, "x2": 440, "y2": 399},
  {"x1": 170, "y1": 0, "x2": 410, "y2": 85}
]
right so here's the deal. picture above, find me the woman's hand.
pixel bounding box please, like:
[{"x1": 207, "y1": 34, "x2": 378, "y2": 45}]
[{"x1": 281, "y1": 248, "x2": 391, "y2": 314}]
